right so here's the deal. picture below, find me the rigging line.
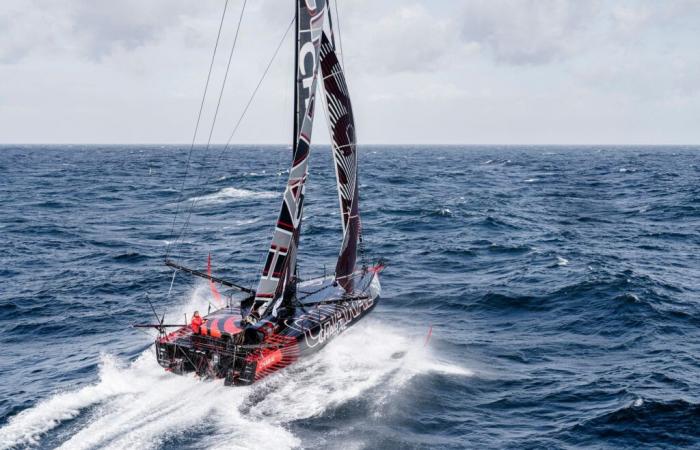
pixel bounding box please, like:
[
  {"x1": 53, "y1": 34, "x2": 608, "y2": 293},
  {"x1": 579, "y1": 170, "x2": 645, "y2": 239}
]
[
  {"x1": 203, "y1": 0, "x2": 248, "y2": 150},
  {"x1": 173, "y1": 16, "x2": 296, "y2": 258},
  {"x1": 334, "y1": 0, "x2": 345, "y2": 68},
  {"x1": 166, "y1": 269, "x2": 178, "y2": 299},
  {"x1": 172, "y1": 0, "x2": 248, "y2": 253},
  {"x1": 165, "y1": 0, "x2": 230, "y2": 259},
  {"x1": 222, "y1": 16, "x2": 295, "y2": 150}
]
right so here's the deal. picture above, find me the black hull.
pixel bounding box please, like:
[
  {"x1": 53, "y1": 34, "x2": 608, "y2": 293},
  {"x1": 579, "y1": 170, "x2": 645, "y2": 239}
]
[{"x1": 155, "y1": 270, "x2": 381, "y2": 385}]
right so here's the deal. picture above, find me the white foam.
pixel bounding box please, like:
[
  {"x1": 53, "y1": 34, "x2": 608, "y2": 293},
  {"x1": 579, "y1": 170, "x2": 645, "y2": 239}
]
[
  {"x1": 524, "y1": 178, "x2": 538, "y2": 183},
  {"x1": 556, "y1": 256, "x2": 569, "y2": 266},
  {"x1": 223, "y1": 218, "x2": 261, "y2": 228},
  {"x1": 0, "y1": 305, "x2": 469, "y2": 449},
  {"x1": 189, "y1": 187, "x2": 276, "y2": 205},
  {"x1": 243, "y1": 170, "x2": 267, "y2": 177}
]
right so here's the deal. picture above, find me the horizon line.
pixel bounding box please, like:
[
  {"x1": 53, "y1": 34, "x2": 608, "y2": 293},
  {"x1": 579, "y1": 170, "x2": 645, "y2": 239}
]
[{"x1": 1, "y1": 143, "x2": 699, "y2": 147}]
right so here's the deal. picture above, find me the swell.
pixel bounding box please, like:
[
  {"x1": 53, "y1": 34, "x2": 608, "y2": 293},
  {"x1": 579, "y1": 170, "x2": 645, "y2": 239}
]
[
  {"x1": 562, "y1": 398, "x2": 700, "y2": 447},
  {"x1": 2, "y1": 145, "x2": 700, "y2": 449}
]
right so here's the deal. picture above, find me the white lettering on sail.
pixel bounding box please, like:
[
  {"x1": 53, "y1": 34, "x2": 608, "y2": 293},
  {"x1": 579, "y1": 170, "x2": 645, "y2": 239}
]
[{"x1": 299, "y1": 42, "x2": 316, "y2": 110}]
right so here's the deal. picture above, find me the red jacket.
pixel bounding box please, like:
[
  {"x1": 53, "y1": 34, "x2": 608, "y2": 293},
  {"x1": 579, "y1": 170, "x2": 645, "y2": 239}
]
[{"x1": 191, "y1": 316, "x2": 203, "y2": 334}]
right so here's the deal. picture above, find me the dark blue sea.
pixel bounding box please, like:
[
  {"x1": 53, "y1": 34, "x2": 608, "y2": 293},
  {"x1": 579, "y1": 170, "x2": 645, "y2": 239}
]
[{"x1": 1, "y1": 145, "x2": 699, "y2": 449}]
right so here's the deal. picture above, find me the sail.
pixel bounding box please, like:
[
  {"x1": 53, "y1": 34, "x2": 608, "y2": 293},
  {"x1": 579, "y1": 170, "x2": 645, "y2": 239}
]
[
  {"x1": 253, "y1": 0, "x2": 327, "y2": 315},
  {"x1": 319, "y1": 29, "x2": 360, "y2": 292}
]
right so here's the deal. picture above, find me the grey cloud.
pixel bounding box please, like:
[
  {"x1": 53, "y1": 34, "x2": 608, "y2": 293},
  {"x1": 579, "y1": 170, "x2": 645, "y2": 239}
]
[
  {"x1": 342, "y1": 4, "x2": 462, "y2": 74},
  {"x1": 459, "y1": 0, "x2": 601, "y2": 65},
  {"x1": 0, "y1": 0, "x2": 216, "y2": 62},
  {"x1": 1, "y1": 0, "x2": 699, "y2": 145},
  {"x1": 65, "y1": 0, "x2": 210, "y2": 60}
]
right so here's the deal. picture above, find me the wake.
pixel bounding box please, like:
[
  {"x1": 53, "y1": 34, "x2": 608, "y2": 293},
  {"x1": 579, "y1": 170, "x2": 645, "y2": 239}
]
[{"x1": 0, "y1": 291, "x2": 470, "y2": 450}]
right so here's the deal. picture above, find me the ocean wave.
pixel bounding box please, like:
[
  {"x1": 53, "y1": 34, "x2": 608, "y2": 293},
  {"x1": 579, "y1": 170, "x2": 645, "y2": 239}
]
[
  {"x1": 567, "y1": 398, "x2": 700, "y2": 446},
  {"x1": 0, "y1": 289, "x2": 470, "y2": 450},
  {"x1": 113, "y1": 252, "x2": 148, "y2": 263},
  {"x1": 4, "y1": 145, "x2": 700, "y2": 448},
  {"x1": 188, "y1": 187, "x2": 277, "y2": 205},
  {"x1": 476, "y1": 216, "x2": 519, "y2": 230}
]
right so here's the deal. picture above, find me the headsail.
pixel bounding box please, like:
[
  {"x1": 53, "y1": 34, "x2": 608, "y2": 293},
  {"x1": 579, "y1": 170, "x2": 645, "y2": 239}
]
[
  {"x1": 319, "y1": 27, "x2": 360, "y2": 292},
  {"x1": 253, "y1": 0, "x2": 327, "y2": 316}
]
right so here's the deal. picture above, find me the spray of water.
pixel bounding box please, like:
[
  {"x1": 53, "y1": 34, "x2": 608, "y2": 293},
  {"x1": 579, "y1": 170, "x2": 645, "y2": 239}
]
[{"x1": 0, "y1": 289, "x2": 471, "y2": 450}]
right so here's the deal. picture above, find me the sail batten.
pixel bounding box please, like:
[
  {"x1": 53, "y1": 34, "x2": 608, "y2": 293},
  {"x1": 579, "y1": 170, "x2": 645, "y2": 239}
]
[{"x1": 253, "y1": 0, "x2": 327, "y2": 316}]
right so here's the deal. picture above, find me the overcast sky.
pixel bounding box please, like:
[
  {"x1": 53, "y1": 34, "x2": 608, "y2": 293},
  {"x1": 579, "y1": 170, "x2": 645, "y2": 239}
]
[{"x1": 1, "y1": 0, "x2": 699, "y2": 145}]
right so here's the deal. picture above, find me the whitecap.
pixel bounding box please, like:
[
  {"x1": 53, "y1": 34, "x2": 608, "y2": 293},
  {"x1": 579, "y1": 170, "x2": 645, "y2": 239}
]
[
  {"x1": 556, "y1": 256, "x2": 569, "y2": 266},
  {"x1": 232, "y1": 218, "x2": 260, "y2": 226},
  {"x1": 524, "y1": 178, "x2": 538, "y2": 183},
  {"x1": 189, "y1": 187, "x2": 277, "y2": 205},
  {"x1": 243, "y1": 171, "x2": 267, "y2": 177}
]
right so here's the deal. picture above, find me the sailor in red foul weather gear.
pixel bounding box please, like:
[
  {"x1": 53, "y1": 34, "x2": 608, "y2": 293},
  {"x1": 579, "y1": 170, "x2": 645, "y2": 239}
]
[{"x1": 190, "y1": 311, "x2": 203, "y2": 334}]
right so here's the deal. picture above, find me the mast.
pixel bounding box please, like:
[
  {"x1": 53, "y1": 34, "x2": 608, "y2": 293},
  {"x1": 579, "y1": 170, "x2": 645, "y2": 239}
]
[
  {"x1": 292, "y1": 1, "x2": 299, "y2": 152},
  {"x1": 252, "y1": 0, "x2": 327, "y2": 317}
]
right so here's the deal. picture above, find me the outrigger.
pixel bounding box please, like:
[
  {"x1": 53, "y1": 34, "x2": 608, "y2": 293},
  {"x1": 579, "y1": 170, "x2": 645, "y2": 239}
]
[{"x1": 135, "y1": 0, "x2": 383, "y2": 386}]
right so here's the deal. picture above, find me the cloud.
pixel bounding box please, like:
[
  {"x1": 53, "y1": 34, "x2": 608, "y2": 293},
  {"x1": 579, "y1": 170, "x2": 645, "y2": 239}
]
[
  {"x1": 458, "y1": 0, "x2": 601, "y2": 65},
  {"x1": 66, "y1": 0, "x2": 192, "y2": 59},
  {"x1": 0, "y1": 0, "x2": 699, "y2": 145},
  {"x1": 0, "y1": 0, "x2": 218, "y2": 62},
  {"x1": 0, "y1": 3, "x2": 67, "y2": 63},
  {"x1": 358, "y1": 5, "x2": 459, "y2": 73}
]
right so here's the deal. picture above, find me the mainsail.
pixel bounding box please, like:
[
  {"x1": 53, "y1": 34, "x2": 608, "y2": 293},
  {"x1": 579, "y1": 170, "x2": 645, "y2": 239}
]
[
  {"x1": 253, "y1": 0, "x2": 327, "y2": 315},
  {"x1": 319, "y1": 28, "x2": 360, "y2": 292}
]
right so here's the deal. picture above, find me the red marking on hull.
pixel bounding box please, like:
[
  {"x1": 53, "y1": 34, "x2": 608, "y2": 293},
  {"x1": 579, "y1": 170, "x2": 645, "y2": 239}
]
[
  {"x1": 223, "y1": 317, "x2": 242, "y2": 335},
  {"x1": 255, "y1": 349, "x2": 282, "y2": 374},
  {"x1": 209, "y1": 319, "x2": 221, "y2": 338},
  {"x1": 247, "y1": 334, "x2": 300, "y2": 382}
]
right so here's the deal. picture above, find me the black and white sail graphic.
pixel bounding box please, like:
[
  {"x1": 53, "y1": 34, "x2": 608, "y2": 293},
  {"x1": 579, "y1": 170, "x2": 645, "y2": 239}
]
[
  {"x1": 254, "y1": 0, "x2": 327, "y2": 315},
  {"x1": 319, "y1": 28, "x2": 360, "y2": 292}
]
